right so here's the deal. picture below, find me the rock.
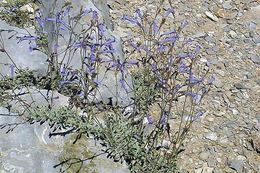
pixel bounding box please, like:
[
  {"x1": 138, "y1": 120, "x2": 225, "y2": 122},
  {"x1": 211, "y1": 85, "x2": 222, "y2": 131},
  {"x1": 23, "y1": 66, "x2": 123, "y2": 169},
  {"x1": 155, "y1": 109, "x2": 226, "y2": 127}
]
[
  {"x1": 0, "y1": 20, "x2": 48, "y2": 79},
  {"x1": 213, "y1": 78, "x2": 223, "y2": 88},
  {"x1": 249, "y1": 54, "x2": 260, "y2": 64},
  {"x1": 6, "y1": 87, "x2": 69, "y2": 113},
  {"x1": 207, "y1": 158, "x2": 217, "y2": 167},
  {"x1": 205, "y1": 36, "x2": 216, "y2": 43},
  {"x1": 222, "y1": 1, "x2": 232, "y2": 10},
  {"x1": 205, "y1": 11, "x2": 219, "y2": 22},
  {"x1": 193, "y1": 32, "x2": 207, "y2": 38},
  {"x1": 195, "y1": 168, "x2": 203, "y2": 173},
  {"x1": 202, "y1": 167, "x2": 214, "y2": 173},
  {"x1": 213, "y1": 169, "x2": 224, "y2": 173},
  {"x1": 234, "y1": 83, "x2": 247, "y2": 90},
  {"x1": 251, "y1": 132, "x2": 260, "y2": 153},
  {"x1": 252, "y1": 34, "x2": 260, "y2": 44},
  {"x1": 0, "y1": 107, "x2": 64, "y2": 173},
  {"x1": 215, "y1": 8, "x2": 237, "y2": 19},
  {"x1": 229, "y1": 30, "x2": 237, "y2": 38},
  {"x1": 205, "y1": 132, "x2": 218, "y2": 141},
  {"x1": 199, "y1": 152, "x2": 210, "y2": 160},
  {"x1": 228, "y1": 159, "x2": 244, "y2": 173},
  {"x1": 232, "y1": 109, "x2": 239, "y2": 115},
  {"x1": 248, "y1": 22, "x2": 257, "y2": 30}
]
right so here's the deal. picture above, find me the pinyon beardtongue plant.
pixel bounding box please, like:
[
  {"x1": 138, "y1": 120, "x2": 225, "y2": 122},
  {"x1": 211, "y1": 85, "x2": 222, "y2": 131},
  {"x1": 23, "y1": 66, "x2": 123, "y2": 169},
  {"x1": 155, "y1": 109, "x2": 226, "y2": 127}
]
[{"x1": 121, "y1": 5, "x2": 214, "y2": 172}]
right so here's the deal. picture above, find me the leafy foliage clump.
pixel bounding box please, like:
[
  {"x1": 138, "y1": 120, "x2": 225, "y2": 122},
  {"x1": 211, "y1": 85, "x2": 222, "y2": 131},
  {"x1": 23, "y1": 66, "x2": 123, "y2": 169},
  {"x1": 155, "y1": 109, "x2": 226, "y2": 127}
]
[{"x1": 0, "y1": 0, "x2": 37, "y2": 28}]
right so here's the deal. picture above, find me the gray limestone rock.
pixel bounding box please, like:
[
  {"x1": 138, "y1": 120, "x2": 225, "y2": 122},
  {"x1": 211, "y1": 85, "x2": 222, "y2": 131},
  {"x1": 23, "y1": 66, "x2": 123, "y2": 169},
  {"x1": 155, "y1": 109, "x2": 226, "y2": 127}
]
[
  {"x1": 228, "y1": 159, "x2": 244, "y2": 173},
  {"x1": 249, "y1": 54, "x2": 260, "y2": 64}
]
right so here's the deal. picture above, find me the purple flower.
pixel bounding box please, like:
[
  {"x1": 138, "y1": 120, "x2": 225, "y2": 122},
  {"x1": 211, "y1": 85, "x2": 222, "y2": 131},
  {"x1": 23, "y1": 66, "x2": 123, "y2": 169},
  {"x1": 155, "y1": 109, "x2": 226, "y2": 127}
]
[
  {"x1": 195, "y1": 44, "x2": 202, "y2": 54},
  {"x1": 153, "y1": 20, "x2": 159, "y2": 34},
  {"x1": 103, "y1": 37, "x2": 115, "y2": 47},
  {"x1": 60, "y1": 65, "x2": 66, "y2": 77},
  {"x1": 207, "y1": 75, "x2": 215, "y2": 85},
  {"x1": 45, "y1": 17, "x2": 56, "y2": 22},
  {"x1": 98, "y1": 23, "x2": 105, "y2": 34},
  {"x1": 9, "y1": 64, "x2": 15, "y2": 79},
  {"x1": 81, "y1": 8, "x2": 92, "y2": 17},
  {"x1": 160, "y1": 112, "x2": 167, "y2": 126},
  {"x1": 181, "y1": 20, "x2": 188, "y2": 28},
  {"x1": 122, "y1": 15, "x2": 141, "y2": 27},
  {"x1": 99, "y1": 48, "x2": 114, "y2": 54},
  {"x1": 178, "y1": 52, "x2": 189, "y2": 58},
  {"x1": 183, "y1": 38, "x2": 193, "y2": 45},
  {"x1": 59, "y1": 80, "x2": 74, "y2": 86},
  {"x1": 160, "y1": 29, "x2": 176, "y2": 37},
  {"x1": 126, "y1": 59, "x2": 138, "y2": 66},
  {"x1": 164, "y1": 8, "x2": 175, "y2": 18},
  {"x1": 192, "y1": 111, "x2": 204, "y2": 121},
  {"x1": 85, "y1": 64, "x2": 96, "y2": 75},
  {"x1": 35, "y1": 16, "x2": 45, "y2": 29},
  {"x1": 159, "y1": 36, "x2": 178, "y2": 43},
  {"x1": 90, "y1": 53, "x2": 95, "y2": 62},
  {"x1": 63, "y1": 6, "x2": 72, "y2": 16},
  {"x1": 129, "y1": 41, "x2": 141, "y2": 52},
  {"x1": 186, "y1": 92, "x2": 201, "y2": 104},
  {"x1": 57, "y1": 19, "x2": 69, "y2": 29},
  {"x1": 93, "y1": 79, "x2": 101, "y2": 86},
  {"x1": 101, "y1": 57, "x2": 113, "y2": 63},
  {"x1": 178, "y1": 61, "x2": 189, "y2": 73},
  {"x1": 92, "y1": 10, "x2": 98, "y2": 21},
  {"x1": 157, "y1": 44, "x2": 166, "y2": 53},
  {"x1": 78, "y1": 91, "x2": 85, "y2": 97},
  {"x1": 135, "y1": 9, "x2": 143, "y2": 18},
  {"x1": 147, "y1": 115, "x2": 153, "y2": 124},
  {"x1": 189, "y1": 72, "x2": 203, "y2": 84}
]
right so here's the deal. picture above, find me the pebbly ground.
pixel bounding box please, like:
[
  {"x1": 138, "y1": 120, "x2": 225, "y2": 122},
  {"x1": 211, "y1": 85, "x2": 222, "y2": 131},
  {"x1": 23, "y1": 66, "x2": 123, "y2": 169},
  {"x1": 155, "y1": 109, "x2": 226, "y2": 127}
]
[{"x1": 108, "y1": 0, "x2": 260, "y2": 172}]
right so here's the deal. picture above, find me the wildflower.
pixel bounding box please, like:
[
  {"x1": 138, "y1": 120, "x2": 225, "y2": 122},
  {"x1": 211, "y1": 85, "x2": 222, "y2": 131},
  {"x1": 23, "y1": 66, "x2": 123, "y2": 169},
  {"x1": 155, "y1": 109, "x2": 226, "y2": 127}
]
[
  {"x1": 147, "y1": 115, "x2": 154, "y2": 124},
  {"x1": 192, "y1": 111, "x2": 204, "y2": 121},
  {"x1": 9, "y1": 64, "x2": 14, "y2": 79},
  {"x1": 45, "y1": 17, "x2": 56, "y2": 22},
  {"x1": 122, "y1": 15, "x2": 141, "y2": 27},
  {"x1": 35, "y1": 16, "x2": 45, "y2": 29},
  {"x1": 92, "y1": 10, "x2": 98, "y2": 21},
  {"x1": 178, "y1": 61, "x2": 190, "y2": 73},
  {"x1": 60, "y1": 64, "x2": 66, "y2": 77},
  {"x1": 181, "y1": 20, "x2": 188, "y2": 28},
  {"x1": 157, "y1": 44, "x2": 166, "y2": 53},
  {"x1": 159, "y1": 36, "x2": 178, "y2": 44},
  {"x1": 153, "y1": 20, "x2": 159, "y2": 34},
  {"x1": 207, "y1": 75, "x2": 215, "y2": 85},
  {"x1": 126, "y1": 59, "x2": 138, "y2": 66},
  {"x1": 160, "y1": 112, "x2": 167, "y2": 126},
  {"x1": 164, "y1": 8, "x2": 175, "y2": 18},
  {"x1": 186, "y1": 92, "x2": 202, "y2": 104},
  {"x1": 98, "y1": 23, "x2": 105, "y2": 35},
  {"x1": 129, "y1": 41, "x2": 141, "y2": 52},
  {"x1": 63, "y1": 6, "x2": 72, "y2": 16},
  {"x1": 178, "y1": 52, "x2": 189, "y2": 58},
  {"x1": 189, "y1": 72, "x2": 203, "y2": 84},
  {"x1": 160, "y1": 29, "x2": 176, "y2": 37},
  {"x1": 135, "y1": 8, "x2": 143, "y2": 19}
]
